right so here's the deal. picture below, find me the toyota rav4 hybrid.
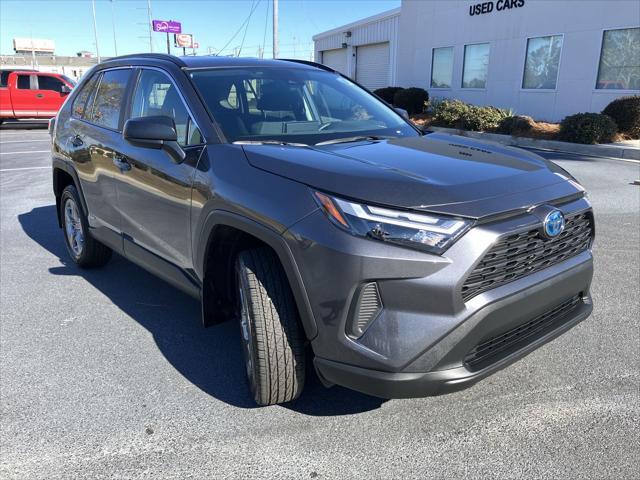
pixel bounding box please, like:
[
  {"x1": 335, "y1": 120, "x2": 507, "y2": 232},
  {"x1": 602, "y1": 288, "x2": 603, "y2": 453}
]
[{"x1": 50, "y1": 54, "x2": 594, "y2": 406}]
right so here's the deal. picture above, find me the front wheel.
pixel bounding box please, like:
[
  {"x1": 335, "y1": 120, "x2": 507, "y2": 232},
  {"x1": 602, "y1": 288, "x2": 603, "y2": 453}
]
[
  {"x1": 60, "y1": 185, "x2": 112, "y2": 268},
  {"x1": 236, "y1": 247, "x2": 306, "y2": 405}
]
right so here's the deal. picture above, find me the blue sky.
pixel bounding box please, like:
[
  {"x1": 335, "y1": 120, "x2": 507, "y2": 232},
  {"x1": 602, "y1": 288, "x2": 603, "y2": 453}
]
[{"x1": 0, "y1": 0, "x2": 400, "y2": 59}]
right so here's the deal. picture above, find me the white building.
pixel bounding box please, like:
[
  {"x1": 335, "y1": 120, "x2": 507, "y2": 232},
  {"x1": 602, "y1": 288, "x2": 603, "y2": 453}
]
[{"x1": 313, "y1": 0, "x2": 640, "y2": 121}]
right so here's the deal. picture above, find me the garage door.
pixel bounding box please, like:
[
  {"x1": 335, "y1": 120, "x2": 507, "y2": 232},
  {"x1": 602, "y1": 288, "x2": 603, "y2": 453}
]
[
  {"x1": 356, "y1": 42, "x2": 390, "y2": 90},
  {"x1": 321, "y1": 49, "x2": 348, "y2": 76}
]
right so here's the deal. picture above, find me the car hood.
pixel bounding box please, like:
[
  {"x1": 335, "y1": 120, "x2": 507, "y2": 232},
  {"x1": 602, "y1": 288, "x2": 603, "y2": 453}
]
[{"x1": 241, "y1": 133, "x2": 582, "y2": 219}]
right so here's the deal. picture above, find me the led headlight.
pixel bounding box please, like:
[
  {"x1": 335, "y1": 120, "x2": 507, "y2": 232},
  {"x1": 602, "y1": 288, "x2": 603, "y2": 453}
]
[{"x1": 314, "y1": 191, "x2": 472, "y2": 254}]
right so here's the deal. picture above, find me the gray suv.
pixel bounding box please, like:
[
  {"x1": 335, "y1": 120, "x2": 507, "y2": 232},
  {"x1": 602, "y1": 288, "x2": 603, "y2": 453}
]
[{"x1": 50, "y1": 54, "x2": 594, "y2": 405}]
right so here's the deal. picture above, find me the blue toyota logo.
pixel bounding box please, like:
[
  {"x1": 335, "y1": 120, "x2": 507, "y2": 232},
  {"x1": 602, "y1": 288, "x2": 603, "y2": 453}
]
[{"x1": 543, "y1": 210, "x2": 565, "y2": 238}]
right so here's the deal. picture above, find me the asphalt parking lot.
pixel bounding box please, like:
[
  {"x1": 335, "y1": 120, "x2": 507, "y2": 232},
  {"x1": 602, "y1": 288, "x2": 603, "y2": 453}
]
[{"x1": 1, "y1": 125, "x2": 639, "y2": 479}]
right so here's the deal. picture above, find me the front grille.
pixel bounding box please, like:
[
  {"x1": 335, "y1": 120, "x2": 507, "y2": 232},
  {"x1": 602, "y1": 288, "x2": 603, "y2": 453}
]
[
  {"x1": 464, "y1": 294, "x2": 583, "y2": 370},
  {"x1": 462, "y1": 211, "x2": 592, "y2": 301}
]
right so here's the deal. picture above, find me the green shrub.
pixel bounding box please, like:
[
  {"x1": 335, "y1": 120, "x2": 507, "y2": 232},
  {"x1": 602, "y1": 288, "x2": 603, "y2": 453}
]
[
  {"x1": 460, "y1": 105, "x2": 511, "y2": 131},
  {"x1": 393, "y1": 87, "x2": 429, "y2": 115},
  {"x1": 373, "y1": 86, "x2": 404, "y2": 105},
  {"x1": 602, "y1": 96, "x2": 640, "y2": 138},
  {"x1": 496, "y1": 115, "x2": 535, "y2": 135},
  {"x1": 559, "y1": 113, "x2": 618, "y2": 144},
  {"x1": 431, "y1": 99, "x2": 470, "y2": 128}
]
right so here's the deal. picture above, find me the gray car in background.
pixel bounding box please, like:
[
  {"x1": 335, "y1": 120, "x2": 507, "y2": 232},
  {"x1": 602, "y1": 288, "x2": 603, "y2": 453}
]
[{"x1": 50, "y1": 54, "x2": 594, "y2": 405}]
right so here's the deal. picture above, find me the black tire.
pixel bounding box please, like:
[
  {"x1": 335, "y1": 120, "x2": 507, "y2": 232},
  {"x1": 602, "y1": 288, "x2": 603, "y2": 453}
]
[
  {"x1": 236, "y1": 247, "x2": 306, "y2": 405},
  {"x1": 60, "y1": 185, "x2": 112, "y2": 268}
]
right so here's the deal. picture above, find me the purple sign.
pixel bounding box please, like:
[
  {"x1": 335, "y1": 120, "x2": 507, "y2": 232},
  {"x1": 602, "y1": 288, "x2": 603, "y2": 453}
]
[{"x1": 152, "y1": 20, "x2": 182, "y2": 34}]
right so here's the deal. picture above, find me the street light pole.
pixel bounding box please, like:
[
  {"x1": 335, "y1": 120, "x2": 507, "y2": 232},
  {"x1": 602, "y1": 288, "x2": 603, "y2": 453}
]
[
  {"x1": 110, "y1": 0, "x2": 118, "y2": 56},
  {"x1": 147, "y1": 0, "x2": 154, "y2": 52},
  {"x1": 272, "y1": 0, "x2": 278, "y2": 59},
  {"x1": 91, "y1": 0, "x2": 101, "y2": 62}
]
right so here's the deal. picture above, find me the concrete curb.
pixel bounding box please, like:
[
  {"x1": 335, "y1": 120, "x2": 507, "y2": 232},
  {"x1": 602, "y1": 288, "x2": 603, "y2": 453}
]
[{"x1": 427, "y1": 126, "x2": 640, "y2": 162}]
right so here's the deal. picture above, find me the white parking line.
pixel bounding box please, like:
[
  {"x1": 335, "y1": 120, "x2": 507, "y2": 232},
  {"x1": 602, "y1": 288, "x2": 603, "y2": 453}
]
[
  {"x1": 0, "y1": 140, "x2": 50, "y2": 144},
  {"x1": 0, "y1": 166, "x2": 50, "y2": 172},
  {"x1": 0, "y1": 150, "x2": 50, "y2": 155}
]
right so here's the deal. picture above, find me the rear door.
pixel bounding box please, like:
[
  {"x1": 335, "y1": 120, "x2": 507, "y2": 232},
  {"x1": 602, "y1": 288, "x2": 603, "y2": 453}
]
[
  {"x1": 66, "y1": 68, "x2": 134, "y2": 250},
  {"x1": 34, "y1": 74, "x2": 70, "y2": 117},
  {"x1": 115, "y1": 68, "x2": 203, "y2": 271},
  {"x1": 8, "y1": 73, "x2": 39, "y2": 117}
]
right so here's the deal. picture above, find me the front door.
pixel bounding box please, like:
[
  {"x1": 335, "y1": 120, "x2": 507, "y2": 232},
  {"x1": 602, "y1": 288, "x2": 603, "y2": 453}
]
[
  {"x1": 115, "y1": 68, "x2": 203, "y2": 272},
  {"x1": 34, "y1": 74, "x2": 70, "y2": 117}
]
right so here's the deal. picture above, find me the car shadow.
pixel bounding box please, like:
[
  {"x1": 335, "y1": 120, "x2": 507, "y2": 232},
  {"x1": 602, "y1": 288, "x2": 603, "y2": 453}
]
[{"x1": 18, "y1": 205, "x2": 385, "y2": 416}]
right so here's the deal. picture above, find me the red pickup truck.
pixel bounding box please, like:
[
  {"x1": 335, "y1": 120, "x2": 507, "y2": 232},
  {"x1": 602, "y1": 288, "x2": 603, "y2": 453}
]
[{"x1": 0, "y1": 70, "x2": 75, "y2": 122}]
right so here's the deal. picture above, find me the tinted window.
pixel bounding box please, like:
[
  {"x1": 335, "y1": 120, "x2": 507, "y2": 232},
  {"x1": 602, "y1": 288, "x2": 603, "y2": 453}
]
[
  {"x1": 130, "y1": 69, "x2": 201, "y2": 146},
  {"x1": 596, "y1": 27, "x2": 640, "y2": 90},
  {"x1": 72, "y1": 73, "x2": 99, "y2": 118},
  {"x1": 17, "y1": 75, "x2": 31, "y2": 89},
  {"x1": 1, "y1": 71, "x2": 9, "y2": 88},
  {"x1": 523, "y1": 35, "x2": 563, "y2": 89},
  {"x1": 38, "y1": 75, "x2": 66, "y2": 92},
  {"x1": 87, "y1": 69, "x2": 131, "y2": 130},
  {"x1": 462, "y1": 43, "x2": 490, "y2": 89}
]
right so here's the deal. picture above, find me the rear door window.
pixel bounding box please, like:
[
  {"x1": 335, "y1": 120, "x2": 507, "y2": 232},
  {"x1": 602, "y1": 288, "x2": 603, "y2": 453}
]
[
  {"x1": 86, "y1": 69, "x2": 132, "y2": 130},
  {"x1": 72, "y1": 73, "x2": 99, "y2": 118},
  {"x1": 17, "y1": 75, "x2": 31, "y2": 89}
]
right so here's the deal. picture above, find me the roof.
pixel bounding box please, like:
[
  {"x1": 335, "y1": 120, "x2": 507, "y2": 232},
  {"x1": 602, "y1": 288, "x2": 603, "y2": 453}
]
[
  {"x1": 100, "y1": 53, "x2": 325, "y2": 71},
  {"x1": 312, "y1": 7, "x2": 401, "y2": 40}
]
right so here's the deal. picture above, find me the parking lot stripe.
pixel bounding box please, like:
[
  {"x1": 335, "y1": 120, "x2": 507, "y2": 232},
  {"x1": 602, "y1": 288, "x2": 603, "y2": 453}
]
[
  {"x1": 0, "y1": 150, "x2": 50, "y2": 155},
  {"x1": 0, "y1": 166, "x2": 50, "y2": 172}
]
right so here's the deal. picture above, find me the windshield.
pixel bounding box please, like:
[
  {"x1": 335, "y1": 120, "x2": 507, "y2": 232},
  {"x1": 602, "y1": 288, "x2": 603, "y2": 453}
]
[
  {"x1": 189, "y1": 67, "x2": 419, "y2": 145},
  {"x1": 61, "y1": 75, "x2": 77, "y2": 86}
]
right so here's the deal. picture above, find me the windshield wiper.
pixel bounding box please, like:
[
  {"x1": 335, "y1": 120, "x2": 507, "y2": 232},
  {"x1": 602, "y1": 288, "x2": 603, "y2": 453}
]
[
  {"x1": 314, "y1": 135, "x2": 390, "y2": 146},
  {"x1": 233, "y1": 140, "x2": 308, "y2": 147}
]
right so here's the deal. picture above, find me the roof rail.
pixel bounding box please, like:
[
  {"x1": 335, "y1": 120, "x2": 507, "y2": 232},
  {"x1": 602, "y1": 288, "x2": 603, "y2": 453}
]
[
  {"x1": 101, "y1": 53, "x2": 187, "y2": 67},
  {"x1": 279, "y1": 58, "x2": 336, "y2": 73}
]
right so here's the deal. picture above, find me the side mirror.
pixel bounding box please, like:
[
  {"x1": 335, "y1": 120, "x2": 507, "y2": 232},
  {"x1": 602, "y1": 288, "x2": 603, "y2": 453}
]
[
  {"x1": 123, "y1": 116, "x2": 185, "y2": 163},
  {"x1": 60, "y1": 84, "x2": 72, "y2": 94},
  {"x1": 394, "y1": 107, "x2": 409, "y2": 120}
]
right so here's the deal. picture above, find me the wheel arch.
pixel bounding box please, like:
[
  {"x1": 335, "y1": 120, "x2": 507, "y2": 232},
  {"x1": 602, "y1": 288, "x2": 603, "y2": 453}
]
[
  {"x1": 52, "y1": 159, "x2": 87, "y2": 228},
  {"x1": 197, "y1": 210, "x2": 318, "y2": 340}
]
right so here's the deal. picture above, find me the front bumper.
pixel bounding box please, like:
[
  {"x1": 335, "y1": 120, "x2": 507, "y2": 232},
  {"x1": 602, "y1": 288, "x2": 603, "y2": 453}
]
[{"x1": 284, "y1": 197, "x2": 594, "y2": 398}]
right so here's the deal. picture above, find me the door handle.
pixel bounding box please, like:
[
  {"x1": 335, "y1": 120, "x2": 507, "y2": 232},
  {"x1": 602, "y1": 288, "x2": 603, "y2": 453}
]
[
  {"x1": 35, "y1": 93, "x2": 44, "y2": 98},
  {"x1": 71, "y1": 135, "x2": 83, "y2": 147},
  {"x1": 113, "y1": 155, "x2": 131, "y2": 172}
]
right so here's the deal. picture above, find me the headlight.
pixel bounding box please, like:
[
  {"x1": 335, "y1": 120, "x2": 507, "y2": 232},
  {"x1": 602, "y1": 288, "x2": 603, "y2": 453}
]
[{"x1": 314, "y1": 191, "x2": 473, "y2": 254}]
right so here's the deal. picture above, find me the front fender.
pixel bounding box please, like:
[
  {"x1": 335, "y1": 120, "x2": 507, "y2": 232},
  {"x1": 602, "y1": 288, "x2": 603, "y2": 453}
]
[{"x1": 196, "y1": 209, "x2": 318, "y2": 340}]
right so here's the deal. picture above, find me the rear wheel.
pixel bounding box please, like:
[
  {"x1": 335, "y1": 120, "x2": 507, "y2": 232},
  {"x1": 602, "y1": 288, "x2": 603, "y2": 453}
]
[
  {"x1": 60, "y1": 185, "x2": 112, "y2": 268},
  {"x1": 236, "y1": 247, "x2": 306, "y2": 405}
]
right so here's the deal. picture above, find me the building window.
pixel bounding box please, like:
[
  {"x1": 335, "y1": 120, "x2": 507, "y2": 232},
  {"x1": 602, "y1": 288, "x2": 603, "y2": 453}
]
[
  {"x1": 431, "y1": 47, "x2": 454, "y2": 88},
  {"x1": 462, "y1": 43, "x2": 490, "y2": 88},
  {"x1": 596, "y1": 27, "x2": 640, "y2": 90},
  {"x1": 522, "y1": 35, "x2": 563, "y2": 89}
]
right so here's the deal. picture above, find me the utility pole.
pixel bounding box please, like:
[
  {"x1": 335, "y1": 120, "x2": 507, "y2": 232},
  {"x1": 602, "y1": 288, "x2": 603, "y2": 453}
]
[
  {"x1": 272, "y1": 0, "x2": 278, "y2": 59},
  {"x1": 91, "y1": 0, "x2": 101, "y2": 62},
  {"x1": 110, "y1": 0, "x2": 118, "y2": 56},
  {"x1": 147, "y1": 0, "x2": 154, "y2": 52}
]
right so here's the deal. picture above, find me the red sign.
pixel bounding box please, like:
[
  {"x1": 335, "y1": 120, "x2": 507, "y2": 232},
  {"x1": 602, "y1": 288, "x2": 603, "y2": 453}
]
[
  {"x1": 175, "y1": 34, "x2": 192, "y2": 48},
  {"x1": 193, "y1": 42, "x2": 199, "y2": 49}
]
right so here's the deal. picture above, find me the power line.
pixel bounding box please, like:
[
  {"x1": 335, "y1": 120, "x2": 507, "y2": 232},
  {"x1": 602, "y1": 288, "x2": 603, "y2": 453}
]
[
  {"x1": 238, "y1": 0, "x2": 259, "y2": 56},
  {"x1": 217, "y1": 0, "x2": 262, "y2": 56},
  {"x1": 261, "y1": 0, "x2": 270, "y2": 58}
]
